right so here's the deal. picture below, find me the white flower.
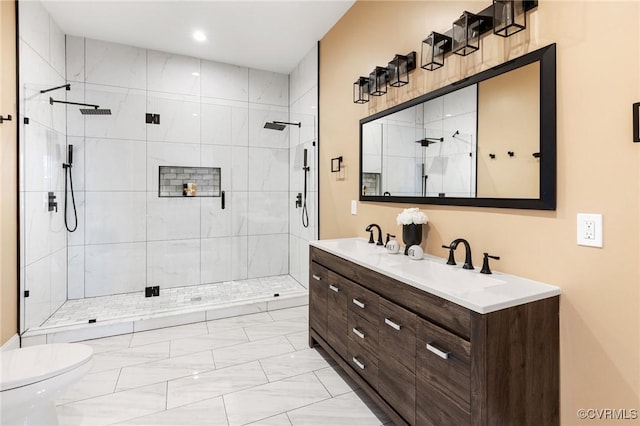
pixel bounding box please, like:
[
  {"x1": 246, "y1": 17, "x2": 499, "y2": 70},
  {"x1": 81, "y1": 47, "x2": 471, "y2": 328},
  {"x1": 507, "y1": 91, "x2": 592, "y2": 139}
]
[{"x1": 396, "y1": 208, "x2": 429, "y2": 225}]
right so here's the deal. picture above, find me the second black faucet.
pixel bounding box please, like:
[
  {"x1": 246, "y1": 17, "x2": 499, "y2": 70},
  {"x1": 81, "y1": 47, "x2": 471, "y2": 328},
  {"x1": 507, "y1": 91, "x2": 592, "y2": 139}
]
[{"x1": 366, "y1": 224, "x2": 384, "y2": 246}]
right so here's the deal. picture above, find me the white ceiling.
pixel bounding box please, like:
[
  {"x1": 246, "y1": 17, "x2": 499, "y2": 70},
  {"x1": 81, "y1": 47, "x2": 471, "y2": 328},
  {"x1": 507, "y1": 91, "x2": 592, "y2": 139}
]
[{"x1": 40, "y1": 0, "x2": 355, "y2": 74}]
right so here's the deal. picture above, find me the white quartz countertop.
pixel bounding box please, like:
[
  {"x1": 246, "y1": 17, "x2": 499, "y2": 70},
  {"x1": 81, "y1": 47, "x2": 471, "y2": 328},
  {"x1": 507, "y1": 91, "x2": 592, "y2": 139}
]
[{"x1": 310, "y1": 237, "x2": 561, "y2": 314}]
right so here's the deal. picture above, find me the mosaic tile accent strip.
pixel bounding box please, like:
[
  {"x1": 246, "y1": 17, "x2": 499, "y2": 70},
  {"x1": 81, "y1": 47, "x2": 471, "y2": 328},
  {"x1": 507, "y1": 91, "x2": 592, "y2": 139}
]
[
  {"x1": 158, "y1": 166, "x2": 221, "y2": 197},
  {"x1": 43, "y1": 275, "x2": 305, "y2": 328}
]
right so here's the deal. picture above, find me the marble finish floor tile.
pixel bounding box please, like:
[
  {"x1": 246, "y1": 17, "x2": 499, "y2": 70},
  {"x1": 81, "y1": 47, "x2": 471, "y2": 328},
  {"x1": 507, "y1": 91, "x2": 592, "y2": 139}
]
[
  {"x1": 313, "y1": 365, "x2": 360, "y2": 397},
  {"x1": 287, "y1": 390, "x2": 390, "y2": 426},
  {"x1": 57, "y1": 383, "x2": 167, "y2": 426},
  {"x1": 259, "y1": 347, "x2": 335, "y2": 382},
  {"x1": 223, "y1": 372, "x2": 331, "y2": 425},
  {"x1": 116, "y1": 350, "x2": 215, "y2": 391},
  {"x1": 247, "y1": 413, "x2": 292, "y2": 425},
  {"x1": 55, "y1": 304, "x2": 387, "y2": 426},
  {"x1": 113, "y1": 396, "x2": 228, "y2": 425},
  {"x1": 267, "y1": 305, "x2": 308, "y2": 321},
  {"x1": 243, "y1": 317, "x2": 308, "y2": 342},
  {"x1": 212, "y1": 335, "x2": 295, "y2": 369},
  {"x1": 285, "y1": 330, "x2": 310, "y2": 351},
  {"x1": 169, "y1": 326, "x2": 249, "y2": 357},
  {"x1": 167, "y1": 360, "x2": 268, "y2": 409},
  {"x1": 129, "y1": 322, "x2": 209, "y2": 347},
  {"x1": 90, "y1": 341, "x2": 170, "y2": 373},
  {"x1": 56, "y1": 369, "x2": 120, "y2": 405},
  {"x1": 206, "y1": 311, "x2": 274, "y2": 333}
]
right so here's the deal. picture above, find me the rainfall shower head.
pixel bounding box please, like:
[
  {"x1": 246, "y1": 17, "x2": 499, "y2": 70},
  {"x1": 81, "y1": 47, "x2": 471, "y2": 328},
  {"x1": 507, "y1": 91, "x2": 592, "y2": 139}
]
[
  {"x1": 80, "y1": 108, "x2": 112, "y2": 115},
  {"x1": 263, "y1": 121, "x2": 301, "y2": 131},
  {"x1": 49, "y1": 97, "x2": 111, "y2": 115}
]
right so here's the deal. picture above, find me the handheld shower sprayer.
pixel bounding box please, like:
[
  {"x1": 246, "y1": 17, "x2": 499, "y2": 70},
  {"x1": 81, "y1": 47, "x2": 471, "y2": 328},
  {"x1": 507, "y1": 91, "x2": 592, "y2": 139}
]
[
  {"x1": 301, "y1": 148, "x2": 310, "y2": 228},
  {"x1": 63, "y1": 145, "x2": 78, "y2": 232}
]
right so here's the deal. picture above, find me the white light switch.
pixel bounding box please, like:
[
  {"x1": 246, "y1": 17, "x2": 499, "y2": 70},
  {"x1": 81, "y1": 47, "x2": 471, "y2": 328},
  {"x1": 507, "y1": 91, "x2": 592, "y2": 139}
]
[
  {"x1": 351, "y1": 200, "x2": 357, "y2": 215},
  {"x1": 577, "y1": 213, "x2": 603, "y2": 247}
]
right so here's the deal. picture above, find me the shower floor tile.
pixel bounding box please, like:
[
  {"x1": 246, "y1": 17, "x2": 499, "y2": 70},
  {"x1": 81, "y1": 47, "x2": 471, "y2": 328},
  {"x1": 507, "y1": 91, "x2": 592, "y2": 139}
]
[{"x1": 41, "y1": 275, "x2": 306, "y2": 329}]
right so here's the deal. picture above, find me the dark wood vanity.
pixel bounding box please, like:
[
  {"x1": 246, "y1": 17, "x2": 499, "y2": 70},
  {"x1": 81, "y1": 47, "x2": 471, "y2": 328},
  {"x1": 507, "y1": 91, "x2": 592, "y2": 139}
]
[{"x1": 309, "y1": 245, "x2": 559, "y2": 426}]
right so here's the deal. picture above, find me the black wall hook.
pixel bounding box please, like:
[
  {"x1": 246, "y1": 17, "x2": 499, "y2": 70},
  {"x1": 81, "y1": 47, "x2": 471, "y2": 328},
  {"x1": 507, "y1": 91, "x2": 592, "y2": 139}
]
[
  {"x1": 507, "y1": 151, "x2": 515, "y2": 157},
  {"x1": 489, "y1": 153, "x2": 496, "y2": 159}
]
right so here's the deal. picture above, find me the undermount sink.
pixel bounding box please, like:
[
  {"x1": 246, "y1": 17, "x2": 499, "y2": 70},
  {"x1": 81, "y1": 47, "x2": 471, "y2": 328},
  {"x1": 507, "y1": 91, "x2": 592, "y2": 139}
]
[{"x1": 387, "y1": 258, "x2": 505, "y2": 294}]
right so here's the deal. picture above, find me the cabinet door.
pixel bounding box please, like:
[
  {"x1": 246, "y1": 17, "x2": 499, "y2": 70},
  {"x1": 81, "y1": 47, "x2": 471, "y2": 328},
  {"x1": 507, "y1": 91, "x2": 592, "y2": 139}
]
[
  {"x1": 378, "y1": 298, "x2": 418, "y2": 424},
  {"x1": 309, "y1": 262, "x2": 329, "y2": 337},
  {"x1": 327, "y1": 271, "x2": 350, "y2": 360},
  {"x1": 416, "y1": 317, "x2": 471, "y2": 426}
]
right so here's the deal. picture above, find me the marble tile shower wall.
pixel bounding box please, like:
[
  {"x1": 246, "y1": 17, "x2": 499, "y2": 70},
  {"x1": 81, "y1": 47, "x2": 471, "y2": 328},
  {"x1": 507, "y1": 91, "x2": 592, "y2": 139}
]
[
  {"x1": 18, "y1": 1, "x2": 68, "y2": 330},
  {"x1": 288, "y1": 45, "x2": 319, "y2": 289},
  {"x1": 64, "y1": 36, "x2": 292, "y2": 300}
]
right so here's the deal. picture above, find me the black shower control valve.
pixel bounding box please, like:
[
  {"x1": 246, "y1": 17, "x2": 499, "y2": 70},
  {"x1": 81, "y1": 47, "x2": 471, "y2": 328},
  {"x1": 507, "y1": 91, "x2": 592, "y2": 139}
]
[
  {"x1": 0, "y1": 114, "x2": 12, "y2": 123},
  {"x1": 48, "y1": 192, "x2": 58, "y2": 212},
  {"x1": 295, "y1": 193, "x2": 302, "y2": 208}
]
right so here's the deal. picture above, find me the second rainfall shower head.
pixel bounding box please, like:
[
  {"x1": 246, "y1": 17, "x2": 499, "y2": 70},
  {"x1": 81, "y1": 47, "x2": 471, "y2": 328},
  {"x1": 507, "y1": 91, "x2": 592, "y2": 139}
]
[
  {"x1": 263, "y1": 121, "x2": 301, "y2": 131},
  {"x1": 49, "y1": 97, "x2": 112, "y2": 115}
]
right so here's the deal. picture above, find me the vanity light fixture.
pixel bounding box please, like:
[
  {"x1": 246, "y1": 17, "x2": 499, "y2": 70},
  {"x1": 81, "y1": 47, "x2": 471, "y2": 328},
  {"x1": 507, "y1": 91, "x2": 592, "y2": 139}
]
[
  {"x1": 369, "y1": 67, "x2": 389, "y2": 96},
  {"x1": 452, "y1": 11, "x2": 486, "y2": 56},
  {"x1": 493, "y1": 0, "x2": 526, "y2": 37},
  {"x1": 387, "y1": 52, "x2": 416, "y2": 87},
  {"x1": 421, "y1": 32, "x2": 452, "y2": 71},
  {"x1": 353, "y1": 77, "x2": 370, "y2": 104}
]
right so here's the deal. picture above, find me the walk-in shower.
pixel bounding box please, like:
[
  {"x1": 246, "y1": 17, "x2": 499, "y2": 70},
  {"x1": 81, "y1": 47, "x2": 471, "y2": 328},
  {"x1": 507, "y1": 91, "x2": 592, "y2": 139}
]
[{"x1": 18, "y1": 28, "x2": 318, "y2": 342}]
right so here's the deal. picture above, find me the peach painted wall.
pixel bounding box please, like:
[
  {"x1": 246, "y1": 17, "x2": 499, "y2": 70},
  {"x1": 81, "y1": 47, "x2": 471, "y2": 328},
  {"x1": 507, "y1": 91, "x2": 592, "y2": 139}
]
[
  {"x1": 319, "y1": 1, "x2": 639, "y2": 424},
  {"x1": 1, "y1": 0, "x2": 18, "y2": 346}
]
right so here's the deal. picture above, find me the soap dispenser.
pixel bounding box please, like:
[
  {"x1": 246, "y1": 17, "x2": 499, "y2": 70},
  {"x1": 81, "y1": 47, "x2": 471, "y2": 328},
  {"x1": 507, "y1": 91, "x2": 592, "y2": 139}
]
[{"x1": 385, "y1": 233, "x2": 400, "y2": 254}]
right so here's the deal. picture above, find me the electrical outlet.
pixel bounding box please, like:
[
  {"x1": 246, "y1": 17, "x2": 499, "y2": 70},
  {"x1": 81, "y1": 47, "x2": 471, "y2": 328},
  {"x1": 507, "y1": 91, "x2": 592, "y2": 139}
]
[
  {"x1": 351, "y1": 200, "x2": 357, "y2": 215},
  {"x1": 577, "y1": 213, "x2": 603, "y2": 247}
]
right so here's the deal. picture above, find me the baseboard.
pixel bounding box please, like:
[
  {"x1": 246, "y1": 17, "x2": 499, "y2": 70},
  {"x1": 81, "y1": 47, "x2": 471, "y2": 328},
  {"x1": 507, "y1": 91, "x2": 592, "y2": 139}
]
[{"x1": 0, "y1": 333, "x2": 20, "y2": 351}]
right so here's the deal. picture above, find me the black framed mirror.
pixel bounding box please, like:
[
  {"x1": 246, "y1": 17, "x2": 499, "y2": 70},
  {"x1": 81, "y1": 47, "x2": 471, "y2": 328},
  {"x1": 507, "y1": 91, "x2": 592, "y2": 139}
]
[{"x1": 359, "y1": 43, "x2": 556, "y2": 210}]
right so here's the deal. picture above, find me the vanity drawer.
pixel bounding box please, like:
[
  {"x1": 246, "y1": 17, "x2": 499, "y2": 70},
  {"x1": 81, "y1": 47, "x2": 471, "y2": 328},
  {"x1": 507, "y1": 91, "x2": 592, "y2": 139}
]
[
  {"x1": 348, "y1": 336, "x2": 378, "y2": 389},
  {"x1": 309, "y1": 262, "x2": 329, "y2": 337},
  {"x1": 416, "y1": 317, "x2": 471, "y2": 426},
  {"x1": 347, "y1": 310, "x2": 379, "y2": 355},
  {"x1": 379, "y1": 298, "x2": 417, "y2": 373},
  {"x1": 348, "y1": 283, "x2": 380, "y2": 326}
]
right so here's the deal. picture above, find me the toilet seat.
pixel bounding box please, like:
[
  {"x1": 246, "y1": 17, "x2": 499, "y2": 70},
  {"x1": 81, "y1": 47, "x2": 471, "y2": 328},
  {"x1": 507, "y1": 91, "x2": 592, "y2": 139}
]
[{"x1": 0, "y1": 343, "x2": 93, "y2": 391}]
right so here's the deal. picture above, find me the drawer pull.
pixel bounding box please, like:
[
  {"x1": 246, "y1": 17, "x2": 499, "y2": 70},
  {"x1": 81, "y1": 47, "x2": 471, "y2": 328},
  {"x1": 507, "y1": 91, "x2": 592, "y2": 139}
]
[
  {"x1": 352, "y1": 298, "x2": 365, "y2": 309},
  {"x1": 384, "y1": 318, "x2": 402, "y2": 331},
  {"x1": 352, "y1": 357, "x2": 365, "y2": 370},
  {"x1": 426, "y1": 343, "x2": 450, "y2": 360},
  {"x1": 312, "y1": 274, "x2": 322, "y2": 281},
  {"x1": 352, "y1": 327, "x2": 365, "y2": 339},
  {"x1": 329, "y1": 285, "x2": 340, "y2": 292}
]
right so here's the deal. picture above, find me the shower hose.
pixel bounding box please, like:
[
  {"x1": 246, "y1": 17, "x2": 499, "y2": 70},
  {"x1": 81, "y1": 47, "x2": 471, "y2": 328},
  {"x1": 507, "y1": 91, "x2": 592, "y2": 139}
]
[{"x1": 63, "y1": 163, "x2": 78, "y2": 232}]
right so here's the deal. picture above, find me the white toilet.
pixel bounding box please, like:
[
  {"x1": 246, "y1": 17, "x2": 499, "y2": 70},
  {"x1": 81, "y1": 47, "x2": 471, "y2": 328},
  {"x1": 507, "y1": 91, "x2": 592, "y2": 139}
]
[{"x1": 0, "y1": 343, "x2": 93, "y2": 426}]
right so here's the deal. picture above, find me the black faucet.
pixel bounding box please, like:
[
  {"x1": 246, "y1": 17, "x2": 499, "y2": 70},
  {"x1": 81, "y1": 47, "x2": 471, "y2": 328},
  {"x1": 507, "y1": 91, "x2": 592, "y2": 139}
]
[
  {"x1": 365, "y1": 224, "x2": 383, "y2": 246},
  {"x1": 443, "y1": 238, "x2": 474, "y2": 270}
]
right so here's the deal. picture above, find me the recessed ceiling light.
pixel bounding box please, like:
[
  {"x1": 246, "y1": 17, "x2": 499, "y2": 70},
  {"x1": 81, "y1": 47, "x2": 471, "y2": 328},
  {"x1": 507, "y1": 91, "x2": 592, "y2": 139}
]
[
  {"x1": 192, "y1": 72, "x2": 200, "y2": 77},
  {"x1": 193, "y1": 31, "x2": 207, "y2": 42}
]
